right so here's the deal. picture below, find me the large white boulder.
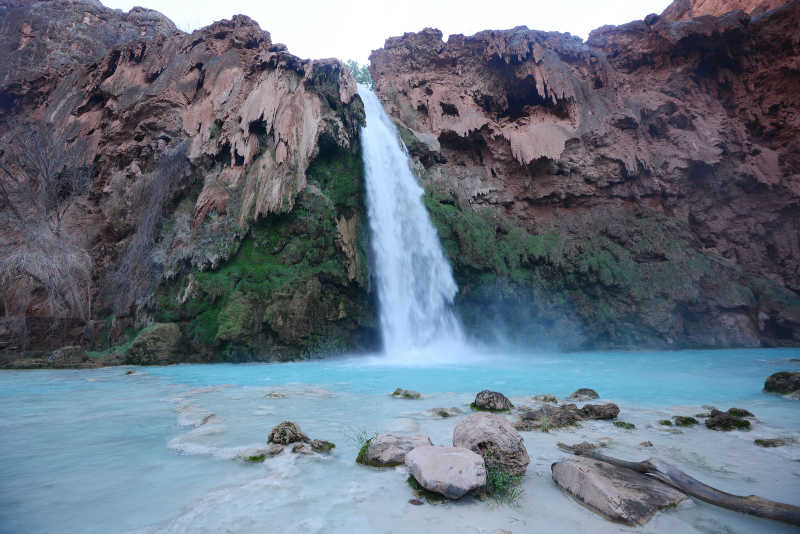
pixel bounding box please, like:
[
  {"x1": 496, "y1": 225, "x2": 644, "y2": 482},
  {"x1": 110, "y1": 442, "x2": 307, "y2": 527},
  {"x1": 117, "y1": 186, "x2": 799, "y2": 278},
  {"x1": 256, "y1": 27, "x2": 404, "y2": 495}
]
[{"x1": 405, "y1": 445, "x2": 486, "y2": 499}]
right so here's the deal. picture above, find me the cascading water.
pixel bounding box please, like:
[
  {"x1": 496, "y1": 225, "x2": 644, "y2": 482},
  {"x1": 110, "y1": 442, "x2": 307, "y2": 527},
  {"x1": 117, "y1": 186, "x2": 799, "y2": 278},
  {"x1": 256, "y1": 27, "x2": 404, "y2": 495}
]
[{"x1": 358, "y1": 84, "x2": 465, "y2": 355}]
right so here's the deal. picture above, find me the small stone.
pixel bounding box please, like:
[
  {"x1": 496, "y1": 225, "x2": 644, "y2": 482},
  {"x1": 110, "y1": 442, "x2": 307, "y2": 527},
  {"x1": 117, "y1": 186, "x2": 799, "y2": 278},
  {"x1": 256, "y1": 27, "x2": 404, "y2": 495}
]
[
  {"x1": 754, "y1": 438, "x2": 786, "y2": 447},
  {"x1": 310, "y1": 439, "x2": 335, "y2": 453},
  {"x1": 408, "y1": 498, "x2": 424, "y2": 505},
  {"x1": 580, "y1": 403, "x2": 620, "y2": 420},
  {"x1": 640, "y1": 441, "x2": 654, "y2": 447},
  {"x1": 658, "y1": 419, "x2": 673, "y2": 426},
  {"x1": 392, "y1": 388, "x2": 421, "y2": 399},
  {"x1": 568, "y1": 388, "x2": 599, "y2": 400},
  {"x1": 727, "y1": 408, "x2": 753, "y2": 418},
  {"x1": 613, "y1": 421, "x2": 635, "y2": 430},
  {"x1": 268, "y1": 421, "x2": 309, "y2": 444},
  {"x1": 471, "y1": 390, "x2": 514, "y2": 412},
  {"x1": 705, "y1": 409, "x2": 750, "y2": 431},
  {"x1": 673, "y1": 416, "x2": 698, "y2": 427},
  {"x1": 292, "y1": 442, "x2": 314, "y2": 455}
]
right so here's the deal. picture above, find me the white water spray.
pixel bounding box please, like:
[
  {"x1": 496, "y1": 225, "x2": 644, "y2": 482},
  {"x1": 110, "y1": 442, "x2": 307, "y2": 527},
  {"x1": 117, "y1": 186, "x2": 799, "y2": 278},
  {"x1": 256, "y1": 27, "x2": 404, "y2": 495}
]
[{"x1": 358, "y1": 85, "x2": 465, "y2": 356}]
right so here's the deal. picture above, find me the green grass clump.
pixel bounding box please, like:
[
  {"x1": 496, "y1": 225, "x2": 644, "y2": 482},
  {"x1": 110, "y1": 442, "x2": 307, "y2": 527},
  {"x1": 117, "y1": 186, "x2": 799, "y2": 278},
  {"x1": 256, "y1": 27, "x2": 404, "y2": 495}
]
[
  {"x1": 484, "y1": 464, "x2": 523, "y2": 505},
  {"x1": 355, "y1": 436, "x2": 376, "y2": 465},
  {"x1": 754, "y1": 439, "x2": 785, "y2": 448},
  {"x1": 659, "y1": 420, "x2": 673, "y2": 426},
  {"x1": 613, "y1": 421, "x2": 635, "y2": 430},
  {"x1": 244, "y1": 454, "x2": 266, "y2": 463},
  {"x1": 673, "y1": 416, "x2": 699, "y2": 427}
]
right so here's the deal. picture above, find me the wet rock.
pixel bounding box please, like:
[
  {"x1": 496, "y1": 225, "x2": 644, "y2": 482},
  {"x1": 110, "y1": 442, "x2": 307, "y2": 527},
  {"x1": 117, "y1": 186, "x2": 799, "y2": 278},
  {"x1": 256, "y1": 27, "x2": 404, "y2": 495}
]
[
  {"x1": 392, "y1": 388, "x2": 421, "y2": 399},
  {"x1": 429, "y1": 407, "x2": 463, "y2": 418},
  {"x1": 640, "y1": 441, "x2": 654, "y2": 447},
  {"x1": 754, "y1": 438, "x2": 787, "y2": 447},
  {"x1": 568, "y1": 388, "x2": 599, "y2": 401},
  {"x1": 471, "y1": 390, "x2": 514, "y2": 412},
  {"x1": 517, "y1": 404, "x2": 582, "y2": 431},
  {"x1": 562, "y1": 441, "x2": 600, "y2": 454},
  {"x1": 124, "y1": 323, "x2": 182, "y2": 365},
  {"x1": 405, "y1": 446, "x2": 487, "y2": 499},
  {"x1": 705, "y1": 410, "x2": 751, "y2": 431},
  {"x1": 533, "y1": 394, "x2": 558, "y2": 403},
  {"x1": 764, "y1": 372, "x2": 800, "y2": 395},
  {"x1": 453, "y1": 412, "x2": 530, "y2": 476},
  {"x1": 239, "y1": 443, "x2": 283, "y2": 462},
  {"x1": 552, "y1": 456, "x2": 687, "y2": 525},
  {"x1": 727, "y1": 408, "x2": 754, "y2": 418},
  {"x1": 268, "y1": 421, "x2": 309, "y2": 444},
  {"x1": 658, "y1": 420, "x2": 673, "y2": 426},
  {"x1": 673, "y1": 416, "x2": 699, "y2": 427},
  {"x1": 310, "y1": 439, "x2": 335, "y2": 454},
  {"x1": 614, "y1": 421, "x2": 635, "y2": 430},
  {"x1": 357, "y1": 433, "x2": 432, "y2": 467},
  {"x1": 292, "y1": 442, "x2": 314, "y2": 455},
  {"x1": 408, "y1": 498, "x2": 424, "y2": 505},
  {"x1": 580, "y1": 403, "x2": 620, "y2": 420}
]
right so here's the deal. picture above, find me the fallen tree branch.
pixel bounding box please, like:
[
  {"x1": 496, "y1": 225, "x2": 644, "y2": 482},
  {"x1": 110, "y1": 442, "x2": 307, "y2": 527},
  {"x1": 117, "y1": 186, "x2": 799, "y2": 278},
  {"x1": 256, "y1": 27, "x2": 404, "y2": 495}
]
[{"x1": 557, "y1": 443, "x2": 800, "y2": 527}]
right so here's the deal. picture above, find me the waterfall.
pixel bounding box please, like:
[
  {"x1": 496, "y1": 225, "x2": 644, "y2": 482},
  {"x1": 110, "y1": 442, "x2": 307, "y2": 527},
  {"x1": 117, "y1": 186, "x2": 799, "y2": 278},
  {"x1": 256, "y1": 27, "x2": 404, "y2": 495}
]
[{"x1": 358, "y1": 85, "x2": 465, "y2": 355}]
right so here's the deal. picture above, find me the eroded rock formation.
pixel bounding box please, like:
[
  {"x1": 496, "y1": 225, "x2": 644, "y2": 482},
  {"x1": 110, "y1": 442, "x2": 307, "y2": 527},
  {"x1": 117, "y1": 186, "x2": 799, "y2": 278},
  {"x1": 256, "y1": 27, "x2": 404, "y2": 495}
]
[
  {"x1": 0, "y1": 0, "x2": 376, "y2": 362},
  {"x1": 369, "y1": 0, "x2": 800, "y2": 349}
]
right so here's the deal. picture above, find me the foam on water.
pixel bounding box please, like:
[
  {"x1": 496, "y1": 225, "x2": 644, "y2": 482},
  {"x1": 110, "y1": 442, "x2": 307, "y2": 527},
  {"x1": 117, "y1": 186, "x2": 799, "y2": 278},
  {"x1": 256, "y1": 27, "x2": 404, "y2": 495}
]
[{"x1": 1, "y1": 349, "x2": 799, "y2": 534}]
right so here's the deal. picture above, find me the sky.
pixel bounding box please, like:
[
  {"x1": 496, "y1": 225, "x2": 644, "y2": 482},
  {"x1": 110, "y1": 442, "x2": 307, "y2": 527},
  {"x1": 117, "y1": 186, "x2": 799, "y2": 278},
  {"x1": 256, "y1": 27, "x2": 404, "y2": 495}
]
[{"x1": 103, "y1": 0, "x2": 673, "y2": 64}]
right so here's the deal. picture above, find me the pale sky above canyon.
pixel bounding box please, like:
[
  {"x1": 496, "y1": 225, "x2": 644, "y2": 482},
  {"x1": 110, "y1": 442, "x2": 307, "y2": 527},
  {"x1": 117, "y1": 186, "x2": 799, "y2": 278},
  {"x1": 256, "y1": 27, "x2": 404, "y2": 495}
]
[{"x1": 102, "y1": 0, "x2": 672, "y2": 63}]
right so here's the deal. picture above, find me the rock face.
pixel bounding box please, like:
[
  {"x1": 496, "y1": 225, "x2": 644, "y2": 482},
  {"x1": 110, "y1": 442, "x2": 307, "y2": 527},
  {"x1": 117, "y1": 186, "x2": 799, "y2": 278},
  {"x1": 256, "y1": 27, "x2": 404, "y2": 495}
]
[
  {"x1": 0, "y1": 1, "x2": 377, "y2": 362},
  {"x1": 551, "y1": 456, "x2": 687, "y2": 525},
  {"x1": 405, "y1": 445, "x2": 487, "y2": 499},
  {"x1": 764, "y1": 371, "x2": 800, "y2": 394},
  {"x1": 472, "y1": 389, "x2": 513, "y2": 411},
  {"x1": 369, "y1": 1, "x2": 800, "y2": 350},
  {"x1": 358, "y1": 433, "x2": 432, "y2": 467},
  {"x1": 453, "y1": 412, "x2": 530, "y2": 475},
  {"x1": 661, "y1": 0, "x2": 787, "y2": 20}
]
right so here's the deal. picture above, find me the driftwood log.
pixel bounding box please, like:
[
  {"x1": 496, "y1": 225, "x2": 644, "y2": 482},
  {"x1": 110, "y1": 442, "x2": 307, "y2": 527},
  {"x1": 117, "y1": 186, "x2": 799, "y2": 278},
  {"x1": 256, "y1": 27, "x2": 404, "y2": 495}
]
[{"x1": 557, "y1": 443, "x2": 800, "y2": 527}]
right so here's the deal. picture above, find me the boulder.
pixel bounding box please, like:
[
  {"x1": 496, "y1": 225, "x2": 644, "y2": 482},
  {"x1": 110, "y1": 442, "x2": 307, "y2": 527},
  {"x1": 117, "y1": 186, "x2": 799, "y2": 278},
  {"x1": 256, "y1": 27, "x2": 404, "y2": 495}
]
[
  {"x1": 568, "y1": 388, "x2": 599, "y2": 400},
  {"x1": 292, "y1": 442, "x2": 314, "y2": 455},
  {"x1": 392, "y1": 388, "x2": 421, "y2": 399},
  {"x1": 551, "y1": 456, "x2": 687, "y2": 525},
  {"x1": 580, "y1": 403, "x2": 620, "y2": 420},
  {"x1": 357, "y1": 433, "x2": 432, "y2": 467},
  {"x1": 125, "y1": 323, "x2": 182, "y2": 365},
  {"x1": 405, "y1": 446, "x2": 487, "y2": 499},
  {"x1": 471, "y1": 390, "x2": 514, "y2": 411},
  {"x1": 268, "y1": 421, "x2": 309, "y2": 444},
  {"x1": 453, "y1": 412, "x2": 530, "y2": 476},
  {"x1": 764, "y1": 372, "x2": 800, "y2": 395}
]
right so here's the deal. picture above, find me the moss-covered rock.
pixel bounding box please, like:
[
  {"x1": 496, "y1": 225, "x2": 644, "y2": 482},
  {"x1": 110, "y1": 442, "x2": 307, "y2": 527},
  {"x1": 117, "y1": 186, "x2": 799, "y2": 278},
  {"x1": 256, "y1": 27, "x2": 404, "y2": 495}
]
[{"x1": 125, "y1": 323, "x2": 182, "y2": 365}]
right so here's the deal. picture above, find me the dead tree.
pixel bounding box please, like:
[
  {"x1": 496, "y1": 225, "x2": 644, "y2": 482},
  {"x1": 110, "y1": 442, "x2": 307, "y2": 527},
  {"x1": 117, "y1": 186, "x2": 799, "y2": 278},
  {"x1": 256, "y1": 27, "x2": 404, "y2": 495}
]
[
  {"x1": 0, "y1": 121, "x2": 93, "y2": 320},
  {"x1": 557, "y1": 443, "x2": 800, "y2": 527}
]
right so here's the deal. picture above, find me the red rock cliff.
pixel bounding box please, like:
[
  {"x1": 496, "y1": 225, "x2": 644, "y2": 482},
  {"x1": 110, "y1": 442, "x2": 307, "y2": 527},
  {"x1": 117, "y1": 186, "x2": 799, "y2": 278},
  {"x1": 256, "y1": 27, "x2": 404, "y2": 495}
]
[{"x1": 369, "y1": 1, "x2": 800, "y2": 349}]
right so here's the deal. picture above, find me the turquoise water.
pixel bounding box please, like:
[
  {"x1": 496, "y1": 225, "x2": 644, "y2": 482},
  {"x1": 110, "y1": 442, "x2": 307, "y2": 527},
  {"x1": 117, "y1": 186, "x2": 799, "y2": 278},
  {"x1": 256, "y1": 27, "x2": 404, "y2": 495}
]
[{"x1": 1, "y1": 348, "x2": 799, "y2": 533}]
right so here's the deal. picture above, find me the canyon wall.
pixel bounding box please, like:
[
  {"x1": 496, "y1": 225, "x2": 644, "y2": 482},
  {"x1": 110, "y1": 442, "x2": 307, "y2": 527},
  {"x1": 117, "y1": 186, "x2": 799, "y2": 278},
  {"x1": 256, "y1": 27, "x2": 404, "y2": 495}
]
[
  {"x1": 0, "y1": 0, "x2": 377, "y2": 365},
  {"x1": 369, "y1": 0, "x2": 800, "y2": 349}
]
